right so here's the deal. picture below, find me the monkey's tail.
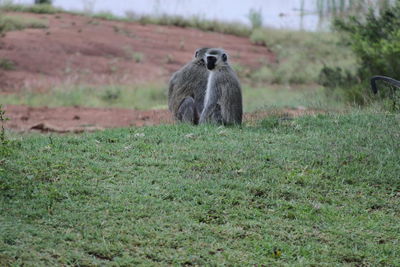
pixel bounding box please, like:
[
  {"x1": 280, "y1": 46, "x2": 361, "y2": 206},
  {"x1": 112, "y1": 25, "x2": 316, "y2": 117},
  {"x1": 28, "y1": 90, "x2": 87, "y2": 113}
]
[{"x1": 371, "y1": 75, "x2": 400, "y2": 94}]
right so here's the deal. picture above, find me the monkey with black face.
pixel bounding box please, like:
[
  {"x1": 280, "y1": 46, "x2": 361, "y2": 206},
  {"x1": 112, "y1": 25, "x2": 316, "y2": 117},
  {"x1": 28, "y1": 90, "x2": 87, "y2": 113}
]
[
  {"x1": 168, "y1": 47, "x2": 210, "y2": 124},
  {"x1": 199, "y1": 48, "x2": 243, "y2": 125}
]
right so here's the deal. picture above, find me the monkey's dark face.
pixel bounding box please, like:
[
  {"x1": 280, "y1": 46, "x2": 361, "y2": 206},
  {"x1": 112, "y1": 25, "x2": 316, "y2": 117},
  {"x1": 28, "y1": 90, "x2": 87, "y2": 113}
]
[
  {"x1": 204, "y1": 49, "x2": 228, "y2": 70},
  {"x1": 206, "y1": 55, "x2": 217, "y2": 70}
]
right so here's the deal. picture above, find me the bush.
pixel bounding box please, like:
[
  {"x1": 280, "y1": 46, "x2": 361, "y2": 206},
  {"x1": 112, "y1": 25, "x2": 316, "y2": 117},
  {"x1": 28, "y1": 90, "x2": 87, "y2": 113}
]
[
  {"x1": 0, "y1": 4, "x2": 61, "y2": 14},
  {"x1": 35, "y1": 0, "x2": 52, "y2": 4},
  {"x1": 321, "y1": 1, "x2": 400, "y2": 105},
  {"x1": 247, "y1": 8, "x2": 263, "y2": 29},
  {"x1": 249, "y1": 28, "x2": 355, "y2": 85},
  {"x1": 0, "y1": 15, "x2": 48, "y2": 33},
  {"x1": 0, "y1": 58, "x2": 15, "y2": 70}
]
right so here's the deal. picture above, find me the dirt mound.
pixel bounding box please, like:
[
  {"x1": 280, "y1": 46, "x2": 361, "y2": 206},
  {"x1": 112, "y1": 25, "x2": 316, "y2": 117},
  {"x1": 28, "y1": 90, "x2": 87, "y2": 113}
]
[{"x1": 0, "y1": 12, "x2": 274, "y2": 93}]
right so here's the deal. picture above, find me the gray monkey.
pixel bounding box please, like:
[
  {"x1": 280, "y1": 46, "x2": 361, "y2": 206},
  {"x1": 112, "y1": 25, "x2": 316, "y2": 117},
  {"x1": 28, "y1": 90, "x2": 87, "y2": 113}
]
[
  {"x1": 199, "y1": 48, "x2": 243, "y2": 125},
  {"x1": 168, "y1": 47, "x2": 210, "y2": 124}
]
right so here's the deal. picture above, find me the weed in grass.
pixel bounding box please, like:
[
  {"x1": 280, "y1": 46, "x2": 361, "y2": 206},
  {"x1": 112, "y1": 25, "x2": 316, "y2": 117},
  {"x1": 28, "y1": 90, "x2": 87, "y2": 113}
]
[
  {"x1": 165, "y1": 54, "x2": 174, "y2": 64},
  {"x1": 100, "y1": 87, "x2": 121, "y2": 102},
  {"x1": 0, "y1": 58, "x2": 15, "y2": 70},
  {"x1": 133, "y1": 53, "x2": 144, "y2": 63},
  {"x1": 179, "y1": 39, "x2": 185, "y2": 50}
]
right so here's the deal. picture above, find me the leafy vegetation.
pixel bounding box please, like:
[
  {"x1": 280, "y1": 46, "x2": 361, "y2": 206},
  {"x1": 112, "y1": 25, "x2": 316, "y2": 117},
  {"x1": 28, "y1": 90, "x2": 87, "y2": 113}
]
[
  {"x1": 247, "y1": 8, "x2": 263, "y2": 29},
  {"x1": 1, "y1": 111, "x2": 399, "y2": 265},
  {"x1": 0, "y1": 3, "x2": 62, "y2": 14},
  {"x1": 34, "y1": 0, "x2": 52, "y2": 4},
  {"x1": 319, "y1": 1, "x2": 400, "y2": 106},
  {"x1": 125, "y1": 12, "x2": 251, "y2": 37},
  {"x1": 250, "y1": 28, "x2": 356, "y2": 85},
  {"x1": 0, "y1": 14, "x2": 47, "y2": 32},
  {"x1": 316, "y1": 0, "x2": 394, "y2": 20},
  {"x1": 0, "y1": 58, "x2": 15, "y2": 70}
]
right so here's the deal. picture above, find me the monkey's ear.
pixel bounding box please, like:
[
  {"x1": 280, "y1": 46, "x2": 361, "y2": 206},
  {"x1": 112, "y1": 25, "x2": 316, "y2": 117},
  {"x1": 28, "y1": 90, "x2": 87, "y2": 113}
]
[
  {"x1": 222, "y1": 53, "x2": 228, "y2": 62},
  {"x1": 194, "y1": 48, "x2": 201, "y2": 58}
]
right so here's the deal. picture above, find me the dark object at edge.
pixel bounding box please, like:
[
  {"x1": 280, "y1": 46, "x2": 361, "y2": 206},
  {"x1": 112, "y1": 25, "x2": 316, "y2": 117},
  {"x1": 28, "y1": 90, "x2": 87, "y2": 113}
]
[{"x1": 371, "y1": 75, "x2": 400, "y2": 94}]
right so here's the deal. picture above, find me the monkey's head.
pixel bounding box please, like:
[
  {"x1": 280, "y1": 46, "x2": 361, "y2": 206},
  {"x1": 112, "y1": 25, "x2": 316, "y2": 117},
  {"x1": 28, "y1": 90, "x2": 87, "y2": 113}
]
[
  {"x1": 203, "y1": 48, "x2": 228, "y2": 71},
  {"x1": 194, "y1": 47, "x2": 210, "y2": 59},
  {"x1": 193, "y1": 47, "x2": 210, "y2": 66}
]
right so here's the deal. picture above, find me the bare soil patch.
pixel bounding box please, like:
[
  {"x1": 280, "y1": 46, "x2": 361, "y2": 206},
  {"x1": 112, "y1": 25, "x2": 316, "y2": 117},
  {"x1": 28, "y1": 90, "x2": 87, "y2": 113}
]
[
  {"x1": 3, "y1": 105, "x2": 320, "y2": 133},
  {"x1": 0, "y1": 12, "x2": 274, "y2": 93}
]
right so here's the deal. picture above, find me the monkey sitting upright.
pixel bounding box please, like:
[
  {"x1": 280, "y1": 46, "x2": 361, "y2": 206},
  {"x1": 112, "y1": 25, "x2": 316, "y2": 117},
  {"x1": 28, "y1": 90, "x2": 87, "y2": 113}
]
[
  {"x1": 168, "y1": 48, "x2": 210, "y2": 124},
  {"x1": 199, "y1": 48, "x2": 243, "y2": 125}
]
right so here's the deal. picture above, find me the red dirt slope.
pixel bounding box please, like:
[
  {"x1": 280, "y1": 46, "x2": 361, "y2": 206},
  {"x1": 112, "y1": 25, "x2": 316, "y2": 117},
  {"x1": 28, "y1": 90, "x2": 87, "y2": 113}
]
[
  {"x1": 0, "y1": 12, "x2": 274, "y2": 93},
  {"x1": 0, "y1": 11, "x2": 277, "y2": 132}
]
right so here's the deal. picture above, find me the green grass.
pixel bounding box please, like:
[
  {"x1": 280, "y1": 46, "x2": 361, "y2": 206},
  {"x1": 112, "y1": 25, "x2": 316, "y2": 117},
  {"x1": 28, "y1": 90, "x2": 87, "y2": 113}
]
[
  {"x1": 243, "y1": 84, "x2": 341, "y2": 111},
  {"x1": 0, "y1": 84, "x2": 337, "y2": 112},
  {"x1": 90, "y1": 10, "x2": 251, "y2": 37},
  {"x1": 0, "y1": 3, "x2": 251, "y2": 37},
  {"x1": 1, "y1": 111, "x2": 399, "y2": 265},
  {"x1": 131, "y1": 14, "x2": 251, "y2": 37},
  {"x1": 92, "y1": 11, "x2": 124, "y2": 21},
  {"x1": 250, "y1": 28, "x2": 356, "y2": 85},
  {"x1": 0, "y1": 58, "x2": 15, "y2": 70},
  {"x1": 0, "y1": 3, "x2": 62, "y2": 14},
  {"x1": 0, "y1": 84, "x2": 167, "y2": 110},
  {"x1": 0, "y1": 14, "x2": 48, "y2": 33}
]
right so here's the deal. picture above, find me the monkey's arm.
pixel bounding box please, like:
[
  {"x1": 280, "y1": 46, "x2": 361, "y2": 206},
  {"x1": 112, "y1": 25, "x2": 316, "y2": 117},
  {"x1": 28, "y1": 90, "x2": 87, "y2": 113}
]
[
  {"x1": 168, "y1": 73, "x2": 178, "y2": 111},
  {"x1": 371, "y1": 75, "x2": 400, "y2": 94}
]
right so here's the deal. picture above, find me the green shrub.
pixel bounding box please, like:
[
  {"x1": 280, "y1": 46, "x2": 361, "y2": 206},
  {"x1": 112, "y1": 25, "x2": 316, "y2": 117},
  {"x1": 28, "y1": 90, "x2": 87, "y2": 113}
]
[
  {"x1": 34, "y1": 0, "x2": 52, "y2": 4},
  {"x1": 249, "y1": 28, "x2": 355, "y2": 85},
  {"x1": 0, "y1": 4, "x2": 61, "y2": 14},
  {"x1": 321, "y1": 1, "x2": 400, "y2": 105},
  {"x1": 0, "y1": 58, "x2": 15, "y2": 70},
  {"x1": 0, "y1": 15, "x2": 47, "y2": 33},
  {"x1": 247, "y1": 8, "x2": 263, "y2": 29},
  {"x1": 129, "y1": 13, "x2": 251, "y2": 37}
]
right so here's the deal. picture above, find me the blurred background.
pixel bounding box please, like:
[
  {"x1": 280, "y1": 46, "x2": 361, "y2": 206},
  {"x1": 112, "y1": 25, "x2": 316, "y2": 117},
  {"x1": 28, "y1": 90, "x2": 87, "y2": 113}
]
[
  {"x1": 0, "y1": 0, "x2": 399, "y2": 132},
  {"x1": 8, "y1": 0, "x2": 394, "y2": 30}
]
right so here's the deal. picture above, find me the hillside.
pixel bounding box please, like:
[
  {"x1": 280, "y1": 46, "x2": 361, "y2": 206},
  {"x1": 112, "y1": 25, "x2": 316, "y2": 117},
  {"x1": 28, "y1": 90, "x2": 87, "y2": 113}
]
[
  {"x1": 0, "y1": 11, "x2": 279, "y2": 131},
  {"x1": 0, "y1": 12, "x2": 274, "y2": 93}
]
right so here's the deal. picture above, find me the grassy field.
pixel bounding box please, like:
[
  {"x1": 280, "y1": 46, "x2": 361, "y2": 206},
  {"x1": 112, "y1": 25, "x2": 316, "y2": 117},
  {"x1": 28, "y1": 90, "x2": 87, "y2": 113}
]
[
  {"x1": 0, "y1": 84, "x2": 336, "y2": 112},
  {"x1": 1, "y1": 111, "x2": 399, "y2": 265}
]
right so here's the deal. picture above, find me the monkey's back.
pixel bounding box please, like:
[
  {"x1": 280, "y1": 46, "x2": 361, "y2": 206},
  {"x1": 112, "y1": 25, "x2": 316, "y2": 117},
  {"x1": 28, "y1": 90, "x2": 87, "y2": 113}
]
[
  {"x1": 214, "y1": 66, "x2": 243, "y2": 125},
  {"x1": 168, "y1": 60, "x2": 209, "y2": 118}
]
